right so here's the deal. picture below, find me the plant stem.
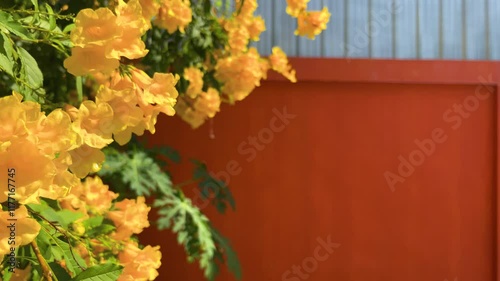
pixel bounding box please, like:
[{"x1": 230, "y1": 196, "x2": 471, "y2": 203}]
[
  {"x1": 31, "y1": 240, "x2": 53, "y2": 281},
  {"x1": 174, "y1": 178, "x2": 200, "y2": 189}
]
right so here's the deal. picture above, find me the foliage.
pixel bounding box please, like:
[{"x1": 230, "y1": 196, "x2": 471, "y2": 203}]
[{"x1": 0, "y1": 0, "x2": 329, "y2": 280}]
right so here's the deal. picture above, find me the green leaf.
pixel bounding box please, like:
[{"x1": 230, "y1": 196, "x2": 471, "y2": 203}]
[
  {"x1": 0, "y1": 34, "x2": 14, "y2": 76},
  {"x1": 0, "y1": 11, "x2": 32, "y2": 39},
  {"x1": 81, "y1": 216, "x2": 104, "y2": 230},
  {"x1": 85, "y1": 222, "x2": 115, "y2": 237},
  {"x1": 71, "y1": 264, "x2": 123, "y2": 281},
  {"x1": 63, "y1": 23, "x2": 75, "y2": 34},
  {"x1": 44, "y1": 3, "x2": 57, "y2": 31},
  {"x1": 28, "y1": 201, "x2": 83, "y2": 228},
  {"x1": 192, "y1": 159, "x2": 236, "y2": 213},
  {"x1": 49, "y1": 262, "x2": 72, "y2": 280},
  {"x1": 38, "y1": 227, "x2": 86, "y2": 276},
  {"x1": 100, "y1": 149, "x2": 174, "y2": 197},
  {"x1": 31, "y1": 0, "x2": 40, "y2": 23},
  {"x1": 17, "y1": 46, "x2": 45, "y2": 103},
  {"x1": 211, "y1": 228, "x2": 242, "y2": 280},
  {"x1": 155, "y1": 194, "x2": 216, "y2": 279}
]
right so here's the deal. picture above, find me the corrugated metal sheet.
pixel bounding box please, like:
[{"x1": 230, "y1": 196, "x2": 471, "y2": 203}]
[{"x1": 251, "y1": 0, "x2": 500, "y2": 60}]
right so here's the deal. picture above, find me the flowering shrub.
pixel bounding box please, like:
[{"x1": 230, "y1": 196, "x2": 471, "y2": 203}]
[{"x1": 0, "y1": 0, "x2": 329, "y2": 280}]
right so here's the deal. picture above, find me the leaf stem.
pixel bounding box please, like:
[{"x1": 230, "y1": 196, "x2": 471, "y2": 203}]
[
  {"x1": 31, "y1": 240, "x2": 53, "y2": 281},
  {"x1": 174, "y1": 178, "x2": 199, "y2": 189}
]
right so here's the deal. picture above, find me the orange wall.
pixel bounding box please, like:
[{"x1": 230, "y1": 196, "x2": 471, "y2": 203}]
[{"x1": 142, "y1": 59, "x2": 500, "y2": 281}]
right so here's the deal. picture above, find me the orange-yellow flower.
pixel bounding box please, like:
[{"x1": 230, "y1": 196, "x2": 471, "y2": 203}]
[
  {"x1": 115, "y1": 0, "x2": 149, "y2": 34},
  {"x1": 247, "y1": 16, "x2": 266, "y2": 41},
  {"x1": 195, "y1": 88, "x2": 221, "y2": 118},
  {"x1": 96, "y1": 86, "x2": 144, "y2": 145},
  {"x1": 68, "y1": 144, "x2": 106, "y2": 178},
  {"x1": 215, "y1": 48, "x2": 267, "y2": 102},
  {"x1": 235, "y1": 0, "x2": 257, "y2": 18},
  {"x1": 269, "y1": 47, "x2": 297, "y2": 83},
  {"x1": 286, "y1": 0, "x2": 310, "y2": 17},
  {"x1": 72, "y1": 100, "x2": 114, "y2": 149},
  {"x1": 118, "y1": 241, "x2": 161, "y2": 281},
  {"x1": 183, "y1": 67, "x2": 204, "y2": 98},
  {"x1": 81, "y1": 176, "x2": 118, "y2": 214},
  {"x1": 0, "y1": 93, "x2": 28, "y2": 142},
  {"x1": 0, "y1": 206, "x2": 41, "y2": 255},
  {"x1": 155, "y1": 0, "x2": 192, "y2": 33},
  {"x1": 141, "y1": 73, "x2": 179, "y2": 116},
  {"x1": 174, "y1": 99, "x2": 206, "y2": 129},
  {"x1": 107, "y1": 196, "x2": 151, "y2": 240},
  {"x1": 64, "y1": 46, "x2": 120, "y2": 76},
  {"x1": 30, "y1": 109, "x2": 81, "y2": 156},
  {"x1": 70, "y1": 8, "x2": 121, "y2": 47},
  {"x1": 139, "y1": 0, "x2": 160, "y2": 20},
  {"x1": 0, "y1": 139, "x2": 57, "y2": 204},
  {"x1": 295, "y1": 7, "x2": 331, "y2": 39}
]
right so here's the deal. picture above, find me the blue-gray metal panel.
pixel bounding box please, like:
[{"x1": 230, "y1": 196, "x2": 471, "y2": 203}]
[
  {"x1": 345, "y1": 0, "x2": 370, "y2": 58},
  {"x1": 252, "y1": 0, "x2": 273, "y2": 55},
  {"x1": 418, "y1": 0, "x2": 440, "y2": 59},
  {"x1": 465, "y1": 0, "x2": 487, "y2": 59},
  {"x1": 322, "y1": 0, "x2": 346, "y2": 57},
  {"x1": 370, "y1": 0, "x2": 395, "y2": 58},
  {"x1": 441, "y1": 0, "x2": 464, "y2": 59},
  {"x1": 273, "y1": 0, "x2": 298, "y2": 56},
  {"x1": 394, "y1": 0, "x2": 418, "y2": 59},
  {"x1": 488, "y1": 0, "x2": 500, "y2": 60}
]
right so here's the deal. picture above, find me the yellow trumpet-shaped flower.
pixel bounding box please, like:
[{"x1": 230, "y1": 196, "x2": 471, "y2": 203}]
[
  {"x1": 0, "y1": 207, "x2": 41, "y2": 255},
  {"x1": 295, "y1": 7, "x2": 331, "y2": 39}
]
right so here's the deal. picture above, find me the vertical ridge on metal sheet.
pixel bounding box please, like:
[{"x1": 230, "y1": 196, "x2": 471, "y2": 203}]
[
  {"x1": 253, "y1": 0, "x2": 273, "y2": 55},
  {"x1": 464, "y1": 0, "x2": 487, "y2": 59},
  {"x1": 370, "y1": 0, "x2": 394, "y2": 58},
  {"x1": 441, "y1": 0, "x2": 464, "y2": 59},
  {"x1": 418, "y1": 0, "x2": 440, "y2": 59},
  {"x1": 323, "y1": 0, "x2": 346, "y2": 57},
  {"x1": 345, "y1": 0, "x2": 370, "y2": 58},
  {"x1": 394, "y1": 0, "x2": 417, "y2": 59},
  {"x1": 488, "y1": 0, "x2": 500, "y2": 60},
  {"x1": 273, "y1": 0, "x2": 298, "y2": 56}
]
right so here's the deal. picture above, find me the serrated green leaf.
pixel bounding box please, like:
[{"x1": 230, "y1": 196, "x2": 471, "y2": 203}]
[
  {"x1": 211, "y1": 228, "x2": 242, "y2": 280},
  {"x1": 0, "y1": 11, "x2": 31, "y2": 39},
  {"x1": 39, "y1": 227, "x2": 86, "y2": 276},
  {"x1": 17, "y1": 46, "x2": 45, "y2": 103},
  {"x1": 0, "y1": 33, "x2": 14, "y2": 61},
  {"x1": 71, "y1": 264, "x2": 122, "y2": 281},
  {"x1": 0, "y1": 53, "x2": 13, "y2": 76}
]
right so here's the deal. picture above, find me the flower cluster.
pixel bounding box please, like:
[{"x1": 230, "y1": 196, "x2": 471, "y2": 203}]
[
  {"x1": 58, "y1": 176, "x2": 162, "y2": 280},
  {"x1": 0, "y1": 91, "x2": 161, "y2": 279},
  {"x1": 286, "y1": 0, "x2": 331, "y2": 39},
  {"x1": 64, "y1": 0, "x2": 149, "y2": 76},
  {"x1": 155, "y1": 0, "x2": 193, "y2": 33},
  {"x1": 0, "y1": 93, "x2": 79, "y2": 205}
]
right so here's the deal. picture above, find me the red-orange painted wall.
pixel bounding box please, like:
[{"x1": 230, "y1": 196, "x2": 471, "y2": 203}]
[{"x1": 142, "y1": 59, "x2": 500, "y2": 281}]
